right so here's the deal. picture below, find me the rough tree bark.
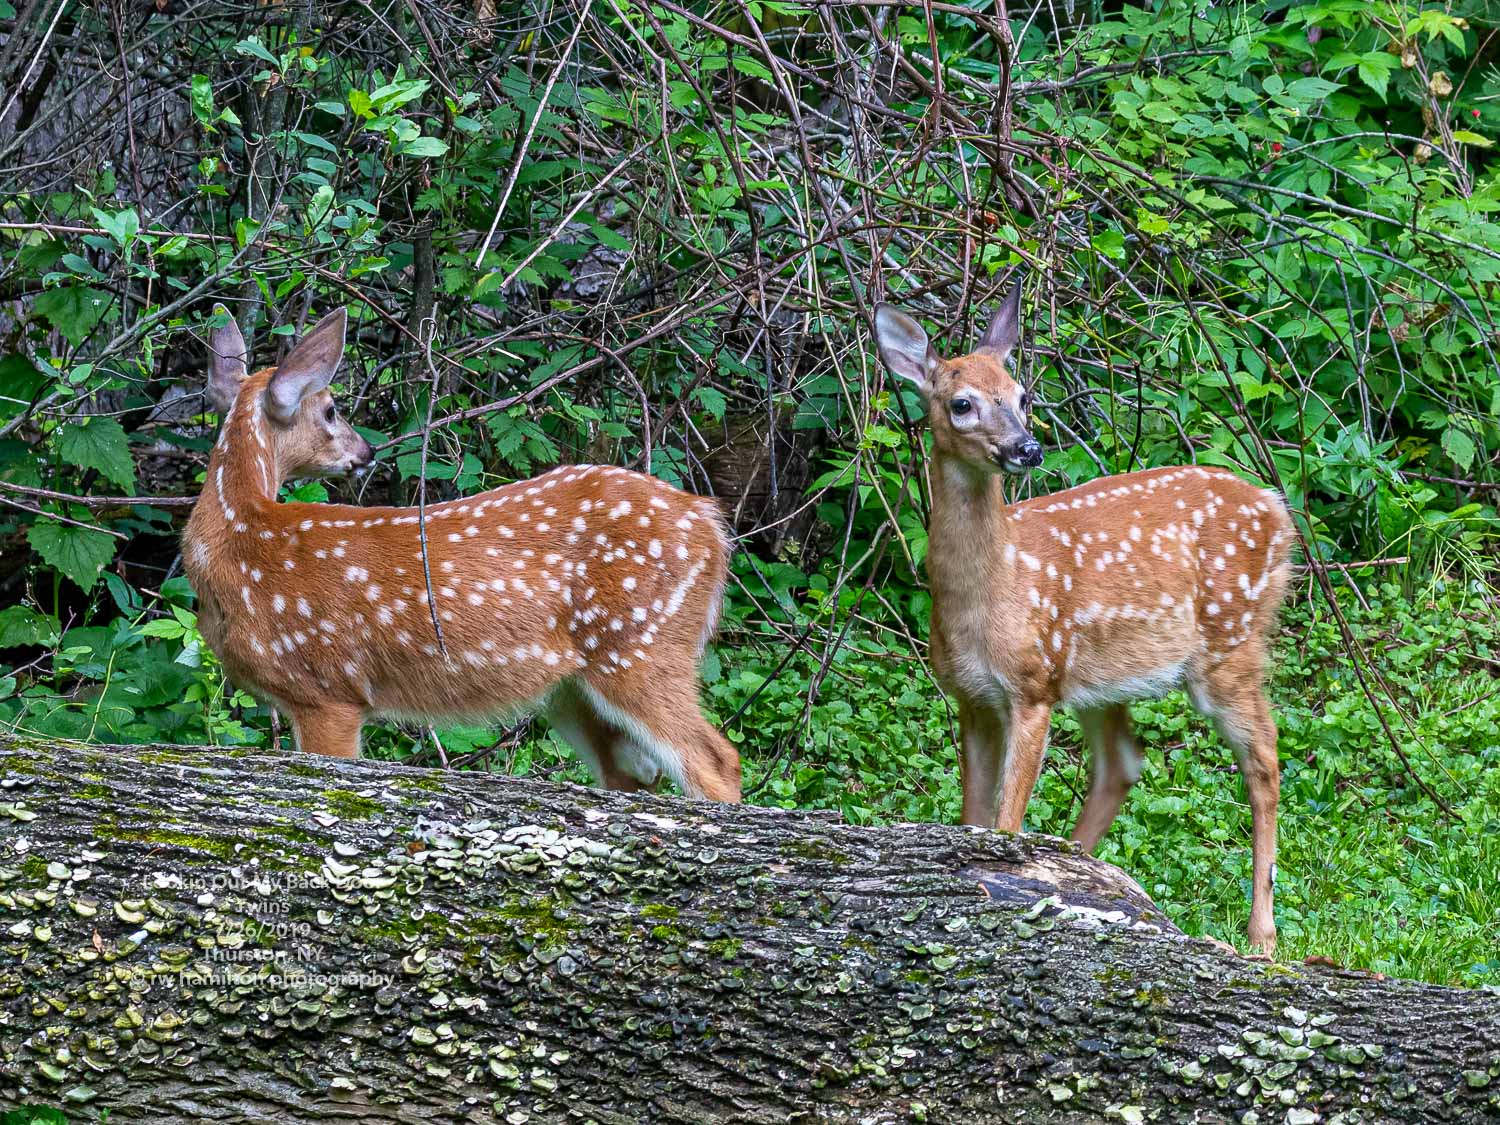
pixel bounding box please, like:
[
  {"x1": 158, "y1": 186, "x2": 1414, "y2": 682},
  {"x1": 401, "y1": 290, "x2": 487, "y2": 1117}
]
[{"x1": 0, "y1": 734, "x2": 1495, "y2": 1124}]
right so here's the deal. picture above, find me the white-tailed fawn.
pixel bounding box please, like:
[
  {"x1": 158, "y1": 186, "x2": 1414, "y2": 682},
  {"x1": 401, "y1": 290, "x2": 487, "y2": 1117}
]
[
  {"x1": 182, "y1": 306, "x2": 741, "y2": 802},
  {"x1": 874, "y1": 278, "x2": 1293, "y2": 952}
]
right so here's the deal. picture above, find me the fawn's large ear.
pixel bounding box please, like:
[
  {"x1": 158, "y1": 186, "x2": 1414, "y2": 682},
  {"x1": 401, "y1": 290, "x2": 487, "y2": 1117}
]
[
  {"x1": 265, "y1": 308, "x2": 347, "y2": 424},
  {"x1": 976, "y1": 271, "x2": 1025, "y2": 362},
  {"x1": 205, "y1": 305, "x2": 248, "y2": 414},
  {"x1": 874, "y1": 304, "x2": 939, "y2": 390}
]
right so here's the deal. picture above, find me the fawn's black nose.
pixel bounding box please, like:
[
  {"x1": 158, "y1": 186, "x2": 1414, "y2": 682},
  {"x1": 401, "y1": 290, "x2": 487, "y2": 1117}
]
[{"x1": 1014, "y1": 439, "x2": 1043, "y2": 468}]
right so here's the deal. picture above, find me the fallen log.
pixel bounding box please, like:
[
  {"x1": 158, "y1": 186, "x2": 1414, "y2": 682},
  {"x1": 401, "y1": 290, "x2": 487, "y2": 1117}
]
[{"x1": 0, "y1": 734, "x2": 1495, "y2": 1123}]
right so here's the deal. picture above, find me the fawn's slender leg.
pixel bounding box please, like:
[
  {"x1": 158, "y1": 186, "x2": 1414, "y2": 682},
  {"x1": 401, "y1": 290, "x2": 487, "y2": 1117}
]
[
  {"x1": 287, "y1": 703, "x2": 364, "y2": 758},
  {"x1": 581, "y1": 671, "x2": 741, "y2": 803},
  {"x1": 993, "y1": 701, "x2": 1053, "y2": 833},
  {"x1": 957, "y1": 698, "x2": 1007, "y2": 827},
  {"x1": 1194, "y1": 647, "x2": 1281, "y2": 954},
  {"x1": 683, "y1": 717, "x2": 742, "y2": 803},
  {"x1": 545, "y1": 685, "x2": 649, "y2": 793},
  {"x1": 1070, "y1": 704, "x2": 1145, "y2": 852}
]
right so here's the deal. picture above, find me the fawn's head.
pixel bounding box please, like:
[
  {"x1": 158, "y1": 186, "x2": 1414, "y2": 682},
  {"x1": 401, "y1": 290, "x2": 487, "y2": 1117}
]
[
  {"x1": 205, "y1": 306, "x2": 373, "y2": 480},
  {"x1": 874, "y1": 276, "x2": 1041, "y2": 475}
]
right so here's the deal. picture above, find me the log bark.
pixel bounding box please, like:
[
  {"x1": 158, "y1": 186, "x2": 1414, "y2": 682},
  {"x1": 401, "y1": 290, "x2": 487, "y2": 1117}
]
[{"x1": 0, "y1": 734, "x2": 1496, "y2": 1124}]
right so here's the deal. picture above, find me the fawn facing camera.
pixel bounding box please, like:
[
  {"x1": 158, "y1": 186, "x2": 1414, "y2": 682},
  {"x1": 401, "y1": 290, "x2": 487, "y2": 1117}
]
[
  {"x1": 874, "y1": 275, "x2": 1293, "y2": 954},
  {"x1": 183, "y1": 306, "x2": 740, "y2": 803}
]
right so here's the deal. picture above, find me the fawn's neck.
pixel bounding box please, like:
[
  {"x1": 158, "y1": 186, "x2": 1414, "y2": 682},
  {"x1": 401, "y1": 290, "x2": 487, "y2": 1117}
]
[
  {"x1": 189, "y1": 376, "x2": 286, "y2": 559},
  {"x1": 925, "y1": 451, "x2": 1014, "y2": 603}
]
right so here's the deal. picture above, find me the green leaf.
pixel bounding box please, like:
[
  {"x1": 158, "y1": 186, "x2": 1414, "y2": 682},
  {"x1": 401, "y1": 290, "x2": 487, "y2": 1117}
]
[
  {"x1": 34, "y1": 285, "x2": 110, "y2": 345},
  {"x1": 693, "y1": 386, "x2": 728, "y2": 419},
  {"x1": 731, "y1": 55, "x2": 774, "y2": 82},
  {"x1": 0, "y1": 605, "x2": 60, "y2": 649},
  {"x1": 591, "y1": 223, "x2": 632, "y2": 252},
  {"x1": 1441, "y1": 426, "x2": 1476, "y2": 470},
  {"x1": 103, "y1": 570, "x2": 139, "y2": 614},
  {"x1": 136, "y1": 618, "x2": 187, "y2": 639},
  {"x1": 234, "y1": 37, "x2": 281, "y2": 67},
  {"x1": 56, "y1": 416, "x2": 136, "y2": 491},
  {"x1": 190, "y1": 74, "x2": 215, "y2": 125},
  {"x1": 369, "y1": 76, "x2": 430, "y2": 111},
  {"x1": 306, "y1": 183, "x2": 336, "y2": 229},
  {"x1": 0, "y1": 438, "x2": 42, "y2": 487},
  {"x1": 1285, "y1": 77, "x2": 1340, "y2": 102},
  {"x1": 1347, "y1": 51, "x2": 1395, "y2": 101},
  {"x1": 0, "y1": 353, "x2": 47, "y2": 416},
  {"x1": 1136, "y1": 211, "x2": 1170, "y2": 236},
  {"x1": 1451, "y1": 131, "x2": 1492, "y2": 148},
  {"x1": 395, "y1": 450, "x2": 479, "y2": 482},
  {"x1": 400, "y1": 135, "x2": 449, "y2": 158},
  {"x1": 27, "y1": 518, "x2": 118, "y2": 591},
  {"x1": 105, "y1": 657, "x2": 195, "y2": 708},
  {"x1": 1092, "y1": 229, "x2": 1126, "y2": 260}
]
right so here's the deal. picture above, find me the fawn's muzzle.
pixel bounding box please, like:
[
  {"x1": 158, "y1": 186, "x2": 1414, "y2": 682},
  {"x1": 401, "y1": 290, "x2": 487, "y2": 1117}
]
[{"x1": 995, "y1": 437, "x2": 1043, "y2": 472}]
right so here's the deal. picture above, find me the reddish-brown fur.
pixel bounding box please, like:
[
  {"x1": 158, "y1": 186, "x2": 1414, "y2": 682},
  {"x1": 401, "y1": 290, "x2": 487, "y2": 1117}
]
[
  {"x1": 876, "y1": 282, "x2": 1292, "y2": 952},
  {"x1": 183, "y1": 308, "x2": 740, "y2": 802}
]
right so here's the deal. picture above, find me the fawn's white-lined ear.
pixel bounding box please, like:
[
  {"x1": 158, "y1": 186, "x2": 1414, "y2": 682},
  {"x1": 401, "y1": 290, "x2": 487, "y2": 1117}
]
[
  {"x1": 265, "y1": 308, "x2": 347, "y2": 424},
  {"x1": 874, "y1": 304, "x2": 939, "y2": 389},
  {"x1": 976, "y1": 272, "x2": 1025, "y2": 362},
  {"x1": 205, "y1": 305, "x2": 248, "y2": 415}
]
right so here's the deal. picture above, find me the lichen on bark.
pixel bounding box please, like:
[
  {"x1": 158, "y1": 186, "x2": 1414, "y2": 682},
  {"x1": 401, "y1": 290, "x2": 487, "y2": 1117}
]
[{"x1": 1, "y1": 734, "x2": 1496, "y2": 1124}]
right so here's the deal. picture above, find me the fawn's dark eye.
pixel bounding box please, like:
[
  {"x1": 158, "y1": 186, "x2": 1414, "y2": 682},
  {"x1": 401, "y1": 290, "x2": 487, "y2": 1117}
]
[
  {"x1": 951, "y1": 397, "x2": 973, "y2": 416},
  {"x1": 324, "y1": 404, "x2": 337, "y2": 423}
]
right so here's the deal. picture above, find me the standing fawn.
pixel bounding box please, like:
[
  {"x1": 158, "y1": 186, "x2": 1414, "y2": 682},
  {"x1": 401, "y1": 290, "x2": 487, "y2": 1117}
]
[
  {"x1": 874, "y1": 280, "x2": 1293, "y2": 952},
  {"x1": 182, "y1": 306, "x2": 740, "y2": 802}
]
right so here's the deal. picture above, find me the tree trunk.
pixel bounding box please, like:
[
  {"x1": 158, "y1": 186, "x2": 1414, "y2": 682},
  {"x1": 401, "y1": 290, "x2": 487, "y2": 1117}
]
[{"x1": 0, "y1": 735, "x2": 1495, "y2": 1123}]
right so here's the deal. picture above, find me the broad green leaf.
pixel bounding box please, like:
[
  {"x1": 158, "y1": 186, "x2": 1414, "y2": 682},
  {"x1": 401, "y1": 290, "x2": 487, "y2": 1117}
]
[
  {"x1": 1451, "y1": 131, "x2": 1492, "y2": 148},
  {"x1": 190, "y1": 74, "x2": 215, "y2": 124},
  {"x1": 103, "y1": 570, "x2": 139, "y2": 614},
  {"x1": 1137, "y1": 211, "x2": 1170, "y2": 236},
  {"x1": 1285, "y1": 77, "x2": 1340, "y2": 102},
  {"x1": 0, "y1": 605, "x2": 60, "y2": 649},
  {"x1": 401, "y1": 135, "x2": 449, "y2": 158},
  {"x1": 1441, "y1": 426, "x2": 1476, "y2": 470},
  {"x1": 56, "y1": 416, "x2": 136, "y2": 491},
  {"x1": 136, "y1": 618, "x2": 188, "y2": 639},
  {"x1": 234, "y1": 37, "x2": 281, "y2": 67},
  {"x1": 370, "y1": 76, "x2": 429, "y2": 110},
  {"x1": 0, "y1": 438, "x2": 41, "y2": 487},
  {"x1": 693, "y1": 386, "x2": 728, "y2": 419},
  {"x1": 1356, "y1": 52, "x2": 1398, "y2": 101},
  {"x1": 395, "y1": 450, "x2": 478, "y2": 482},
  {"x1": 1092, "y1": 229, "x2": 1126, "y2": 260},
  {"x1": 105, "y1": 658, "x2": 195, "y2": 708},
  {"x1": 306, "y1": 183, "x2": 336, "y2": 230},
  {"x1": 27, "y1": 518, "x2": 118, "y2": 591},
  {"x1": 590, "y1": 223, "x2": 632, "y2": 252},
  {"x1": 0, "y1": 353, "x2": 48, "y2": 412},
  {"x1": 731, "y1": 56, "x2": 774, "y2": 82},
  {"x1": 34, "y1": 285, "x2": 110, "y2": 345}
]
